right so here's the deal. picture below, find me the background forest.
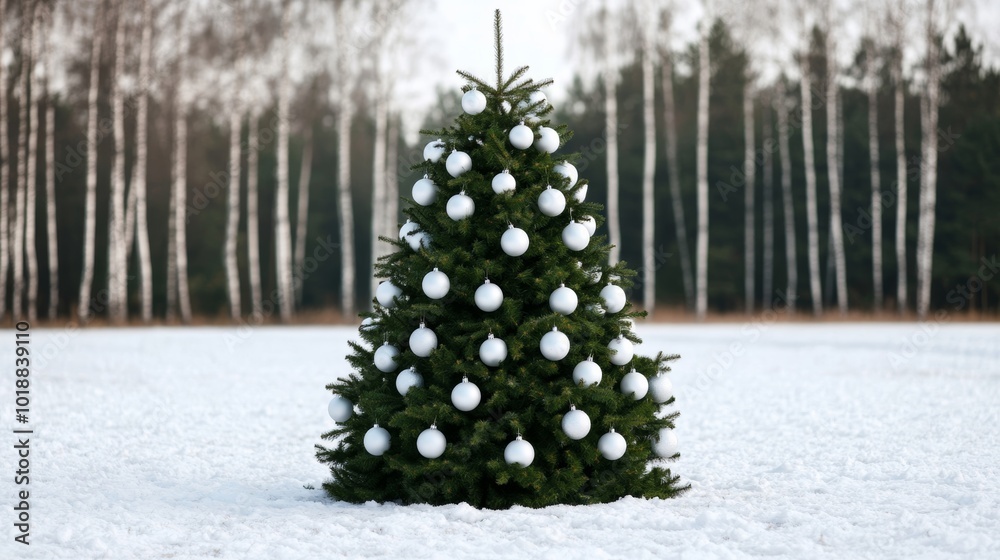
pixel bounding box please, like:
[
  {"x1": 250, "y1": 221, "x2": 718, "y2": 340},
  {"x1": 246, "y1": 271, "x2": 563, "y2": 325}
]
[{"x1": 1, "y1": 0, "x2": 997, "y2": 324}]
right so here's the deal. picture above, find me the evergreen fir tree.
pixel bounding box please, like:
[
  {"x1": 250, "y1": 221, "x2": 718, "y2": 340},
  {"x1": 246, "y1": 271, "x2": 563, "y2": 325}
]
[{"x1": 317, "y1": 11, "x2": 686, "y2": 509}]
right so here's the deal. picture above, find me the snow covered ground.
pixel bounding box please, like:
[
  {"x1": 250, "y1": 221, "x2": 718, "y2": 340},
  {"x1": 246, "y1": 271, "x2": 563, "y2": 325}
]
[{"x1": 2, "y1": 322, "x2": 999, "y2": 559}]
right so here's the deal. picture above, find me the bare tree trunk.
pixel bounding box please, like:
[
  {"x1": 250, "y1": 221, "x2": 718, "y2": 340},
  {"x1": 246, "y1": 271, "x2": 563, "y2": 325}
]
[
  {"x1": 660, "y1": 50, "x2": 694, "y2": 309},
  {"x1": 225, "y1": 109, "x2": 242, "y2": 321},
  {"x1": 603, "y1": 0, "x2": 621, "y2": 265},
  {"x1": 79, "y1": 0, "x2": 103, "y2": 321},
  {"x1": 916, "y1": 0, "x2": 940, "y2": 319},
  {"x1": 293, "y1": 124, "x2": 313, "y2": 304},
  {"x1": 108, "y1": 0, "x2": 128, "y2": 323},
  {"x1": 800, "y1": 46, "x2": 823, "y2": 316},
  {"x1": 13, "y1": 4, "x2": 33, "y2": 319},
  {"x1": 134, "y1": 0, "x2": 153, "y2": 323},
  {"x1": 174, "y1": 103, "x2": 191, "y2": 323},
  {"x1": 776, "y1": 81, "x2": 797, "y2": 313},
  {"x1": 640, "y1": 35, "x2": 656, "y2": 315},
  {"x1": 384, "y1": 113, "x2": 399, "y2": 242},
  {"x1": 762, "y1": 105, "x2": 775, "y2": 309},
  {"x1": 893, "y1": 27, "x2": 907, "y2": 314},
  {"x1": 369, "y1": 89, "x2": 387, "y2": 302},
  {"x1": 695, "y1": 14, "x2": 710, "y2": 321},
  {"x1": 826, "y1": 34, "x2": 848, "y2": 316},
  {"x1": 273, "y1": 0, "x2": 294, "y2": 322},
  {"x1": 246, "y1": 113, "x2": 262, "y2": 315},
  {"x1": 337, "y1": 101, "x2": 355, "y2": 318},
  {"x1": 743, "y1": 83, "x2": 755, "y2": 313},
  {"x1": 166, "y1": 129, "x2": 178, "y2": 321},
  {"x1": 25, "y1": 2, "x2": 39, "y2": 321},
  {"x1": 867, "y1": 44, "x2": 883, "y2": 312},
  {"x1": 44, "y1": 9, "x2": 58, "y2": 319},
  {"x1": 0, "y1": 0, "x2": 9, "y2": 320}
]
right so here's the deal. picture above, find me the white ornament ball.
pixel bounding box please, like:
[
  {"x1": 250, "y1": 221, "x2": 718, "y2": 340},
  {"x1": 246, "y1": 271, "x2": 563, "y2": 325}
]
[
  {"x1": 620, "y1": 368, "x2": 649, "y2": 400},
  {"x1": 529, "y1": 90, "x2": 548, "y2": 108},
  {"x1": 535, "y1": 126, "x2": 560, "y2": 153},
  {"x1": 451, "y1": 377, "x2": 482, "y2": 412},
  {"x1": 501, "y1": 100, "x2": 512, "y2": 113},
  {"x1": 549, "y1": 284, "x2": 578, "y2": 315},
  {"x1": 375, "y1": 280, "x2": 402, "y2": 308},
  {"x1": 572, "y1": 357, "x2": 603, "y2": 387},
  {"x1": 573, "y1": 183, "x2": 588, "y2": 202},
  {"x1": 562, "y1": 221, "x2": 591, "y2": 251},
  {"x1": 554, "y1": 161, "x2": 578, "y2": 187},
  {"x1": 475, "y1": 279, "x2": 504, "y2": 312},
  {"x1": 608, "y1": 335, "x2": 634, "y2": 366},
  {"x1": 327, "y1": 395, "x2": 353, "y2": 422},
  {"x1": 446, "y1": 191, "x2": 475, "y2": 221},
  {"x1": 423, "y1": 139, "x2": 445, "y2": 163},
  {"x1": 411, "y1": 175, "x2": 438, "y2": 206},
  {"x1": 417, "y1": 425, "x2": 447, "y2": 459},
  {"x1": 479, "y1": 333, "x2": 508, "y2": 367},
  {"x1": 395, "y1": 366, "x2": 424, "y2": 395},
  {"x1": 579, "y1": 216, "x2": 597, "y2": 236},
  {"x1": 652, "y1": 428, "x2": 679, "y2": 458},
  {"x1": 446, "y1": 150, "x2": 472, "y2": 177},
  {"x1": 399, "y1": 220, "x2": 430, "y2": 251},
  {"x1": 600, "y1": 284, "x2": 627, "y2": 314},
  {"x1": 537, "y1": 185, "x2": 566, "y2": 217},
  {"x1": 491, "y1": 170, "x2": 516, "y2": 194},
  {"x1": 501, "y1": 225, "x2": 529, "y2": 257},
  {"x1": 408, "y1": 323, "x2": 438, "y2": 357},
  {"x1": 422, "y1": 268, "x2": 450, "y2": 299},
  {"x1": 360, "y1": 317, "x2": 377, "y2": 331},
  {"x1": 540, "y1": 327, "x2": 570, "y2": 361},
  {"x1": 598, "y1": 429, "x2": 627, "y2": 460},
  {"x1": 509, "y1": 122, "x2": 534, "y2": 150},
  {"x1": 374, "y1": 342, "x2": 400, "y2": 372},
  {"x1": 363, "y1": 424, "x2": 391, "y2": 456},
  {"x1": 462, "y1": 88, "x2": 487, "y2": 115},
  {"x1": 504, "y1": 435, "x2": 534, "y2": 467},
  {"x1": 561, "y1": 406, "x2": 591, "y2": 440},
  {"x1": 649, "y1": 374, "x2": 674, "y2": 404}
]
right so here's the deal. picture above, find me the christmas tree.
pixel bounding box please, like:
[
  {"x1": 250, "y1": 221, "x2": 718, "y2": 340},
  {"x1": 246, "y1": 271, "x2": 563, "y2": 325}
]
[{"x1": 317, "y1": 11, "x2": 686, "y2": 509}]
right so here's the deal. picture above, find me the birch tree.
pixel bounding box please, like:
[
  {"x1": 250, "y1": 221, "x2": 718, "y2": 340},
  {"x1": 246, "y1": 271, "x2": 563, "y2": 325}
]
[
  {"x1": 865, "y1": 18, "x2": 884, "y2": 312},
  {"x1": 369, "y1": 7, "x2": 389, "y2": 301},
  {"x1": 273, "y1": 0, "x2": 295, "y2": 321},
  {"x1": 24, "y1": 1, "x2": 40, "y2": 321},
  {"x1": 823, "y1": 2, "x2": 848, "y2": 315},
  {"x1": 225, "y1": 6, "x2": 246, "y2": 321},
  {"x1": 762, "y1": 97, "x2": 774, "y2": 308},
  {"x1": 78, "y1": 0, "x2": 103, "y2": 321},
  {"x1": 294, "y1": 123, "x2": 313, "y2": 303},
  {"x1": 246, "y1": 112, "x2": 263, "y2": 315},
  {"x1": 384, "y1": 112, "x2": 399, "y2": 243},
  {"x1": 13, "y1": 1, "x2": 34, "y2": 319},
  {"x1": 170, "y1": 1, "x2": 192, "y2": 324},
  {"x1": 658, "y1": 27, "x2": 695, "y2": 309},
  {"x1": 602, "y1": 0, "x2": 622, "y2": 265},
  {"x1": 890, "y1": 0, "x2": 908, "y2": 313},
  {"x1": 637, "y1": 0, "x2": 657, "y2": 314},
  {"x1": 108, "y1": 0, "x2": 128, "y2": 323},
  {"x1": 133, "y1": 0, "x2": 153, "y2": 322},
  {"x1": 695, "y1": 3, "x2": 711, "y2": 321},
  {"x1": 798, "y1": 6, "x2": 823, "y2": 316},
  {"x1": 333, "y1": 0, "x2": 356, "y2": 318},
  {"x1": 0, "y1": 0, "x2": 9, "y2": 320},
  {"x1": 775, "y1": 79, "x2": 797, "y2": 313}
]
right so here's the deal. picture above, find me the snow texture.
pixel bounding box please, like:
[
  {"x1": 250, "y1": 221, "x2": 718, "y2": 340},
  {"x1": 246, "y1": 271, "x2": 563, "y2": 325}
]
[{"x1": 2, "y1": 323, "x2": 999, "y2": 559}]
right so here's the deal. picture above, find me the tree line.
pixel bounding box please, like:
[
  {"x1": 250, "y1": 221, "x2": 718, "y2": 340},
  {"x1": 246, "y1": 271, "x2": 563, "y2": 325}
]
[{"x1": 0, "y1": 0, "x2": 997, "y2": 324}]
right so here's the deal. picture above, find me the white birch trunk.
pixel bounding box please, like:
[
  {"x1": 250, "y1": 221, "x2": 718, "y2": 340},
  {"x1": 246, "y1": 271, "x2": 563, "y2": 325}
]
[
  {"x1": 660, "y1": 49, "x2": 695, "y2": 309},
  {"x1": 42, "y1": 1, "x2": 57, "y2": 319},
  {"x1": 762, "y1": 104, "x2": 774, "y2": 309},
  {"x1": 79, "y1": 0, "x2": 103, "y2": 321},
  {"x1": 0, "y1": 0, "x2": 9, "y2": 320},
  {"x1": 134, "y1": 0, "x2": 153, "y2": 323},
  {"x1": 273, "y1": 0, "x2": 294, "y2": 321},
  {"x1": 174, "y1": 102, "x2": 191, "y2": 324},
  {"x1": 776, "y1": 81, "x2": 798, "y2": 313},
  {"x1": 893, "y1": 18, "x2": 908, "y2": 314},
  {"x1": 800, "y1": 44, "x2": 823, "y2": 316},
  {"x1": 246, "y1": 114, "x2": 262, "y2": 315},
  {"x1": 826, "y1": 34, "x2": 848, "y2": 315},
  {"x1": 166, "y1": 137, "x2": 178, "y2": 321},
  {"x1": 108, "y1": 1, "x2": 128, "y2": 323},
  {"x1": 603, "y1": 0, "x2": 621, "y2": 265},
  {"x1": 13, "y1": 6, "x2": 32, "y2": 319},
  {"x1": 743, "y1": 83, "x2": 755, "y2": 313},
  {"x1": 337, "y1": 101, "x2": 355, "y2": 318},
  {"x1": 695, "y1": 14, "x2": 710, "y2": 320},
  {"x1": 225, "y1": 109, "x2": 242, "y2": 321},
  {"x1": 916, "y1": 0, "x2": 940, "y2": 319},
  {"x1": 25, "y1": 3, "x2": 39, "y2": 321},
  {"x1": 369, "y1": 90, "x2": 387, "y2": 302},
  {"x1": 867, "y1": 43, "x2": 883, "y2": 312},
  {"x1": 640, "y1": 36, "x2": 656, "y2": 315},
  {"x1": 384, "y1": 113, "x2": 399, "y2": 243},
  {"x1": 293, "y1": 125, "x2": 313, "y2": 304}
]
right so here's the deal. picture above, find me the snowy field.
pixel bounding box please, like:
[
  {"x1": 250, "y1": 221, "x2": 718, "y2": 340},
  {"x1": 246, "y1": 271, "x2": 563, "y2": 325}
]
[{"x1": 2, "y1": 322, "x2": 999, "y2": 559}]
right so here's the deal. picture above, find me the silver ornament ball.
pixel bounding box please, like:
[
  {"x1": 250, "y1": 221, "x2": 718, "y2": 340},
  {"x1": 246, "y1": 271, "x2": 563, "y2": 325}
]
[
  {"x1": 327, "y1": 395, "x2": 353, "y2": 422},
  {"x1": 445, "y1": 150, "x2": 472, "y2": 177},
  {"x1": 395, "y1": 366, "x2": 424, "y2": 396},
  {"x1": 600, "y1": 283, "x2": 627, "y2": 313},
  {"x1": 620, "y1": 369, "x2": 649, "y2": 400},
  {"x1": 549, "y1": 284, "x2": 578, "y2": 315},
  {"x1": 408, "y1": 323, "x2": 438, "y2": 357},
  {"x1": 537, "y1": 185, "x2": 566, "y2": 217},
  {"x1": 375, "y1": 280, "x2": 402, "y2": 308},
  {"x1": 535, "y1": 126, "x2": 560, "y2": 153},
  {"x1": 562, "y1": 221, "x2": 591, "y2": 251},
  {"x1": 417, "y1": 425, "x2": 447, "y2": 459},
  {"x1": 479, "y1": 333, "x2": 508, "y2": 367},
  {"x1": 572, "y1": 357, "x2": 602, "y2": 387},
  {"x1": 475, "y1": 279, "x2": 504, "y2": 312},
  {"x1": 561, "y1": 406, "x2": 592, "y2": 440},
  {"x1": 451, "y1": 377, "x2": 482, "y2": 412},
  {"x1": 608, "y1": 335, "x2": 634, "y2": 366},
  {"x1": 446, "y1": 191, "x2": 475, "y2": 221},
  {"x1": 491, "y1": 170, "x2": 517, "y2": 194},
  {"x1": 461, "y1": 88, "x2": 487, "y2": 115},
  {"x1": 649, "y1": 373, "x2": 674, "y2": 404},
  {"x1": 598, "y1": 429, "x2": 627, "y2": 460},
  {"x1": 501, "y1": 225, "x2": 530, "y2": 257},
  {"x1": 509, "y1": 122, "x2": 534, "y2": 150},
  {"x1": 363, "y1": 424, "x2": 391, "y2": 456},
  {"x1": 504, "y1": 435, "x2": 535, "y2": 467},
  {"x1": 540, "y1": 327, "x2": 570, "y2": 361},
  {"x1": 554, "y1": 161, "x2": 578, "y2": 187},
  {"x1": 374, "y1": 342, "x2": 400, "y2": 372},
  {"x1": 423, "y1": 139, "x2": 445, "y2": 163},
  {"x1": 422, "y1": 268, "x2": 451, "y2": 299},
  {"x1": 411, "y1": 175, "x2": 438, "y2": 206}
]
